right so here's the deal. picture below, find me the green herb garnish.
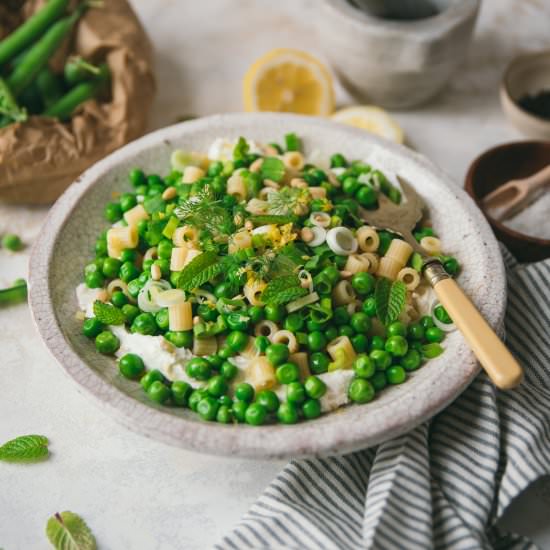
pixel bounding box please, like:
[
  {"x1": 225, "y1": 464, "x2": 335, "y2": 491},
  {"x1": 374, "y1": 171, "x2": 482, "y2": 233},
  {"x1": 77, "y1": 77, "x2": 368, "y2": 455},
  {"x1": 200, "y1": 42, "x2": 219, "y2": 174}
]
[
  {"x1": 261, "y1": 275, "x2": 307, "y2": 305},
  {"x1": 260, "y1": 157, "x2": 285, "y2": 182},
  {"x1": 93, "y1": 301, "x2": 125, "y2": 325},
  {"x1": 177, "y1": 251, "x2": 224, "y2": 291},
  {"x1": 233, "y1": 136, "x2": 249, "y2": 162},
  {"x1": 46, "y1": 511, "x2": 97, "y2": 550},
  {"x1": 0, "y1": 434, "x2": 49, "y2": 463},
  {"x1": 374, "y1": 278, "x2": 406, "y2": 325}
]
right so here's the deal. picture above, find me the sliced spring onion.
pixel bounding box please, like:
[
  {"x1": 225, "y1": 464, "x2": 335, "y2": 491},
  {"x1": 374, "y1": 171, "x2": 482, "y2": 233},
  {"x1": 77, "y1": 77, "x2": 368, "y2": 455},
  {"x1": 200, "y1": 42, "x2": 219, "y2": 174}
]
[
  {"x1": 156, "y1": 288, "x2": 187, "y2": 307},
  {"x1": 309, "y1": 211, "x2": 331, "y2": 228},
  {"x1": 430, "y1": 301, "x2": 456, "y2": 333},
  {"x1": 309, "y1": 226, "x2": 327, "y2": 247},
  {"x1": 286, "y1": 292, "x2": 319, "y2": 313},
  {"x1": 137, "y1": 280, "x2": 171, "y2": 313},
  {"x1": 326, "y1": 227, "x2": 358, "y2": 256}
]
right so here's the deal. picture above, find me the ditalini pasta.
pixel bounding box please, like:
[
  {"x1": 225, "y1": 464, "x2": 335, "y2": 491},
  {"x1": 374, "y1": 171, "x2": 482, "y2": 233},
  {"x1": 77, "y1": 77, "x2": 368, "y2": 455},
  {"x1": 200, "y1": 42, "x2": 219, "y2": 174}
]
[{"x1": 77, "y1": 133, "x2": 461, "y2": 427}]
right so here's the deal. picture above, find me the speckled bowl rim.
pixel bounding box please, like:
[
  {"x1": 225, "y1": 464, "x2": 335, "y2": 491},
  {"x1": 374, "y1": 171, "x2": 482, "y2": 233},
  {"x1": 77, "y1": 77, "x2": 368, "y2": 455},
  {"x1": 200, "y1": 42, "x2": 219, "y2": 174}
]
[{"x1": 29, "y1": 113, "x2": 505, "y2": 459}]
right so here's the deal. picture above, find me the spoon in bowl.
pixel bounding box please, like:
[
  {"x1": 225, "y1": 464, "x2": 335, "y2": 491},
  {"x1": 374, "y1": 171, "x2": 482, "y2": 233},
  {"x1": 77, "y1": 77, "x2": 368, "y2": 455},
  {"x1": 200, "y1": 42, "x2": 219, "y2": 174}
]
[{"x1": 482, "y1": 164, "x2": 550, "y2": 221}]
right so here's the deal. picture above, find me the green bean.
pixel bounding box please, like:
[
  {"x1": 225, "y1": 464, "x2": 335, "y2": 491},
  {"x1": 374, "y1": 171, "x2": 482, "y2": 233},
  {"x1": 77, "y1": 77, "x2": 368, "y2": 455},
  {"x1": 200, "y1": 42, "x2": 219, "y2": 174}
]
[
  {"x1": 0, "y1": 279, "x2": 27, "y2": 306},
  {"x1": 0, "y1": 0, "x2": 70, "y2": 66},
  {"x1": 7, "y1": 6, "x2": 85, "y2": 97},
  {"x1": 64, "y1": 56, "x2": 100, "y2": 87},
  {"x1": 45, "y1": 63, "x2": 109, "y2": 120},
  {"x1": 36, "y1": 67, "x2": 64, "y2": 108}
]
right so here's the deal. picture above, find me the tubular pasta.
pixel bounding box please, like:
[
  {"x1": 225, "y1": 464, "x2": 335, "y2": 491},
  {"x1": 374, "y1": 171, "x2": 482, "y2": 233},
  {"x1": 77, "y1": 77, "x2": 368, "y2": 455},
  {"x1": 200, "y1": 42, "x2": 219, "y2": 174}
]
[
  {"x1": 193, "y1": 336, "x2": 218, "y2": 356},
  {"x1": 345, "y1": 254, "x2": 370, "y2": 274},
  {"x1": 332, "y1": 280, "x2": 356, "y2": 306},
  {"x1": 356, "y1": 226, "x2": 380, "y2": 252},
  {"x1": 168, "y1": 301, "x2": 193, "y2": 331},
  {"x1": 397, "y1": 267, "x2": 420, "y2": 290},
  {"x1": 170, "y1": 247, "x2": 188, "y2": 272},
  {"x1": 247, "y1": 357, "x2": 276, "y2": 391},
  {"x1": 244, "y1": 279, "x2": 267, "y2": 306},
  {"x1": 272, "y1": 330, "x2": 299, "y2": 353},
  {"x1": 420, "y1": 236, "x2": 442, "y2": 256}
]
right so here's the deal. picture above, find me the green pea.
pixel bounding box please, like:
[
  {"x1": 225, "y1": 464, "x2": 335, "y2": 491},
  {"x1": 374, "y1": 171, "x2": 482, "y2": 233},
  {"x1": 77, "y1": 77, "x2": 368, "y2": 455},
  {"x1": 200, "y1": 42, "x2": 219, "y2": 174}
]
[
  {"x1": 387, "y1": 321, "x2": 407, "y2": 337},
  {"x1": 197, "y1": 396, "x2": 219, "y2": 421},
  {"x1": 129, "y1": 168, "x2": 147, "y2": 187},
  {"x1": 110, "y1": 290, "x2": 128, "y2": 308},
  {"x1": 95, "y1": 331, "x2": 120, "y2": 354},
  {"x1": 248, "y1": 305, "x2": 264, "y2": 323},
  {"x1": 217, "y1": 346, "x2": 234, "y2": 359},
  {"x1": 245, "y1": 403, "x2": 267, "y2": 426},
  {"x1": 321, "y1": 266, "x2": 340, "y2": 286},
  {"x1": 119, "y1": 261, "x2": 140, "y2": 283},
  {"x1": 213, "y1": 282, "x2": 233, "y2": 299},
  {"x1": 147, "y1": 174, "x2": 164, "y2": 187},
  {"x1": 348, "y1": 378, "x2": 375, "y2": 403},
  {"x1": 402, "y1": 350, "x2": 422, "y2": 371},
  {"x1": 135, "y1": 185, "x2": 148, "y2": 196},
  {"x1": 137, "y1": 219, "x2": 149, "y2": 237},
  {"x1": 2, "y1": 233, "x2": 23, "y2": 251},
  {"x1": 120, "y1": 192, "x2": 137, "y2": 212},
  {"x1": 256, "y1": 390, "x2": 280, "y2": 413},
  {"x1": 302, "y1": 398, "x2": 322, "y2": 419},
  {"x1": 362, "y1": 297, "x2": 377, "y2": 317},
  {"x1": 186, "y1": 358, "x2": 212, "y2": 381},
  {"x1": 118, "y1": 353, "x2": 145, "y2": 380},
  {"x1": 82, "y1": 317, "x2": 104, "y2": 338},
  {"x1": 232, "y1": 400, "x2": 248, "y2": 423},
  {"x1": 85, "y1": 271, "x2": 104, "y2": 289},
  {"x1": 426, "y1": 327, "x2": 445, "y2": 343},
  {"x1": 355, "y1": 186, "x2": 377, "y2": 208},
  {"x1": 206, "y1": 355, "x2": 224, "y2": 369},
  {"x1": 164, "y1": 330, "x2": 193, "y2": 348},
  {"x1": 140, "y1": 369, "x2": 166, "y2": 391},
  {"x1": 126, "y1": 279, "x2": 142, "y2": 298},
  {"x1": 330, "y1": 153, "x2": 347, "y2": 168},
  {"x1": 420, "y1": 315, "x2": 435, "y2": 330},
  {"x1": 121, "y1": 304, "x2": 139, "y2": 324},
  {"x1": 442, "y1": 256, "x2": 460, "y2": 276},
  {"x1": 307, "y1": 320, "x2": 327, "y2": 332},
  {"x1": 95, "y1": 238, "x2": 108, "y2": 257},
  {"x1": 342, "y1": 176, "x2": 360, "y2": 195},
  {"x1": 156, "y1": 238, "x2": 173, "y2": 260},
  {"x1": 304, "y1": 376, "x2": 327, "y2": 399},
  {"x1": 308, "y1": 331, "x2": 327, "y2": 352},
  {"x1": 220, "y1": 361, "x2": 238, "y2": 380},
  {"x1": 217, "y1": 405, "x2": 233, "y2": 423},
  {"x1": 277, "y1": 402, "x2": 299, "y2": 424},
  {"x1": 371, "y1": 371, "x2": 387, "y2": 391},
  {"x1": 351, "y1": 272, "x2": 375, "y2": 295},
  {"x1": 370, "y1": 335, "x2": 385, "y2": 351},
  {"x1": 351, "y1": 312, "x2": 371, "y2": 334},
  {"x1": 207, "y1": 375, "x2": 228, "y2": 398},
  {"x1": 171, "y1": 381, "x2": 192, "y2": 406},
  {"x1": 138, "y1": 271, "x2": 150, "y2": 285},
  {"x1": 284, "y1": 313, "x2": 304, "y2": 332},
  {"x1": 266, "y1": 343, "x2": 289, "y2": 366},
  {"x1": 353, "y1": 355, "x2": 375, "y2": 378},
  {"x1": 287, "y1": 381, "x2": 306, "y2": 404},
  {"x1": 333, "y1": 306, "x2": 350, "y2": 326},
  {"x1": 322, "y1": 325, "x2": 336, "y2": 342},
  {"x1": 147, "y1": 380, "x2": 171, "y2": 404},
  {"x1": 154, "y1": 259, "x2": 170, "y2": 277},
  {"x1": 386, "y1": 365, "x2": 406, "y2": 385},
  {"x1": 434, "y1": 305, "x2": 453, "y2": 324},
  {"x1": 385, "y1": 335, "x2": 408, "y2": 357},
  {"x1": 226, "y1": 330, "x2": 249, "y2": 352},
  {"x1": 120, "y1": 249, "x2": 138, "y2": 263},
  {"x1": 218, "y1": 395, "x2": 233, "y2": 408},
  {"x1": 104, "y1": 202, "x2": 122, "y2": 222},
  {"x1": 155, "y1": 308, "x2": 169, "y2": 331},
  {"x1": 131, "y1": 313, "x2": 157, "y2": 336},
  {"x1": 198, "y1": 303, "x2": 218, "y2": 322},
  {"x1": 85, "y1": 260, "x2": 104, "y2": 275},
  {"x1": 338, "y1": 325, "x2": 354, "y2": 338},
  {"x1": 276, "y1": 362, "x2": 300, "y2": 385},
  {"x1": 369, "y1": 349, "x2": 392, "y2": 371},
  {"x1": 309, "y1": 352, "x2": 330, "y2": 374},
  {"x1": 377, "y1": 231, "x2": 394, "y2": 255},
  {"x1": 265, "y1": 303, "x2": 286, "y2": 323},
  {"x1": 235, "y1": 382, "x2": 254, "y2": 403},
  {"x1": 226, "y1": 313, "x2": 250, "y2": 331},
  {"x1": 207, "y1": 160, "x2": 223, "y2": 177},
  {"x1": 351, "y1": 334, "x2": 368, "y2": 353},
  {"x1": 188, "y1": 389, "x2": 207, "y2": 412},
  {"x1": 255, "y1": 335, "x2": 270, "y2": 354},
  {"x1": 407, "y1": 323, "x2": 425, "y2": 341}
]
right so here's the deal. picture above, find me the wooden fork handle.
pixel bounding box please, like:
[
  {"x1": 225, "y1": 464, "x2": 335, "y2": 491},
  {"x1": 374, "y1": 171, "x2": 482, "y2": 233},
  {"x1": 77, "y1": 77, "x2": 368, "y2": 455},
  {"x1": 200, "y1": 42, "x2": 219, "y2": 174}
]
[
  {"x1": 524, "y1": 163, "x2": 550, "y2": 192},
  {"x1": 424, "y1": 263, "x2": 523, "y2": 390}
]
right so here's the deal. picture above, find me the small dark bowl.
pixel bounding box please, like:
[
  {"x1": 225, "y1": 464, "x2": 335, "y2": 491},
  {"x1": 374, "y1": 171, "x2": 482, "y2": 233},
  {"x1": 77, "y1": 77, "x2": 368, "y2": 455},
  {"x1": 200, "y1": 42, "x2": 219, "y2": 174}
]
[{"x1": 465, "y1": 141, "x2": 550, "y2": 262}]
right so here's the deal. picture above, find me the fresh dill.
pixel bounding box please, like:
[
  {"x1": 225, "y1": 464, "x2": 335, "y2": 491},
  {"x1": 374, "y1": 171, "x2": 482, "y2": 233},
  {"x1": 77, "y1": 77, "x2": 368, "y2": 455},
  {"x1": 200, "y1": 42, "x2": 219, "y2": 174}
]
[{"x1": 267, "y1": 187, "x2": 310, "y2": 216}]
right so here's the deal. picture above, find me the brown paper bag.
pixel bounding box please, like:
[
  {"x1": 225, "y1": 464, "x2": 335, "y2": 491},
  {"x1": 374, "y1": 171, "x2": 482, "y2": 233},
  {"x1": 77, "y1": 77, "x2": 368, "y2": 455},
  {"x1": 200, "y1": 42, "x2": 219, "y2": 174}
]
[{"x1": 0, "y1": 0, "x2": 155, "y2": 204}]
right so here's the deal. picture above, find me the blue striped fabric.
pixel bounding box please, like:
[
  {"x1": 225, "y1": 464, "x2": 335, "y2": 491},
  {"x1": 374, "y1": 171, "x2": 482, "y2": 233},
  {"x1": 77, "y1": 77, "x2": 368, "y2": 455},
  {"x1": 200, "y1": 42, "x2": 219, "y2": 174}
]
[{"x1": 217, "y1": 247, "x2": 550, "y2": 550}]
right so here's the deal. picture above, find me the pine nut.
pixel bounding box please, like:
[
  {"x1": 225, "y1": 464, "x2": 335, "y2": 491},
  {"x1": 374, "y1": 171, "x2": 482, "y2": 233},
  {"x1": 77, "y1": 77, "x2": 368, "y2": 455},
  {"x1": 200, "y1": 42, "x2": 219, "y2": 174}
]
[{"x1": 162, "y1": 186, "x2": 177, "y2": 200}]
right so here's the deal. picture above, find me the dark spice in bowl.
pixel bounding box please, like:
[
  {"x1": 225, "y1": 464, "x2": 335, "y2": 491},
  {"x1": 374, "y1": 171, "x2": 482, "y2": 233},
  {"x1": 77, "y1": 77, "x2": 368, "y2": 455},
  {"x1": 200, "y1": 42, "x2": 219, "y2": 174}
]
[{"x1": 518, "y1": 90, "x2": 550, "y2": 121}]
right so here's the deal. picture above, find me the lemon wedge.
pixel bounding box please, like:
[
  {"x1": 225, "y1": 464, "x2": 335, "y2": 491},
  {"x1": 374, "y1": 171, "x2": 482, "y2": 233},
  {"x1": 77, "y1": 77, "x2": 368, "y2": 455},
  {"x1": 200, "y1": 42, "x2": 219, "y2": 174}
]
[
  {"x1": 243, "y1": 48, "x2": 335, "y2": 116},
  {"x1": 331, "y1": 106, "x2": 405, "y2": 144}
]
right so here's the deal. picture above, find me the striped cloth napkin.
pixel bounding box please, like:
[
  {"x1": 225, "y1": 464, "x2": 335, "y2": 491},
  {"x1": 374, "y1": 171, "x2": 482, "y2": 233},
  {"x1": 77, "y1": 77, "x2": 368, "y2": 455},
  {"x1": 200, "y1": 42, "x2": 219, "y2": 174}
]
[{"x1": 217, "y1": 247, "x2": 550, "y2": 550}]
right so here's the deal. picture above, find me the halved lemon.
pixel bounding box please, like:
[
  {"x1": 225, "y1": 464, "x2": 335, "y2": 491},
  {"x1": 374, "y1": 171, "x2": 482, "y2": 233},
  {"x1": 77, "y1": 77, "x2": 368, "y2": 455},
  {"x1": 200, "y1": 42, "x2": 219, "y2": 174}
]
[
  {"x1": 331, "y1": 106, "x2": 405, "y2": 144},
  {"x1": 243, "y1": 48, "x2": 335, "y2": 116}
]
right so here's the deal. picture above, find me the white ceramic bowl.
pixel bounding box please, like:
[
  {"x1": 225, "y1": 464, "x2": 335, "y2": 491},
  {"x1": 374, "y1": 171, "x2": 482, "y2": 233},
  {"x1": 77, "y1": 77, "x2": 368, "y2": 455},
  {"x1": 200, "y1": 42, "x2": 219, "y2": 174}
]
[{"x1": 29, "y1": 113, "x2": 505, "y2": 459}]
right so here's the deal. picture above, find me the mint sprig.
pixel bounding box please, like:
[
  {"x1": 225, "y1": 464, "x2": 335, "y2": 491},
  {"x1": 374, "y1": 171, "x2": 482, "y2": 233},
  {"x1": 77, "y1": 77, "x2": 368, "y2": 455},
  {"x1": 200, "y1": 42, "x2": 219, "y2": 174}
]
[
  {"x1": 260, "y1": 157, "x2": 285, "y2": 182},
  {"x1": 93, "y1": 301, "x2": 125, "y2": 326},
  {"x1": 261, "y1": 275, "x2": 307, "y2": 305},
  {"x1": 375, "y1": 278, "x2": 406, "y2": 325},
  {"x1": 0, "y1": 434, "x2": 49, "y2": 463},
  {"x1": 177, "y1": 251, "x2": 223, "y2": 291},
  {"x1": 46, "y1": 511, "x2": 97, "y2": 550}
]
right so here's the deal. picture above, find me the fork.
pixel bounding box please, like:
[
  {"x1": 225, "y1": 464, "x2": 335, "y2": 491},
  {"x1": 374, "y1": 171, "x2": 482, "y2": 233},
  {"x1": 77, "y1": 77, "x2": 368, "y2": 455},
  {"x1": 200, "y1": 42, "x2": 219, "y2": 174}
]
[{"x1": 359, "y1": 176, "x2": 523, "y2": 390}]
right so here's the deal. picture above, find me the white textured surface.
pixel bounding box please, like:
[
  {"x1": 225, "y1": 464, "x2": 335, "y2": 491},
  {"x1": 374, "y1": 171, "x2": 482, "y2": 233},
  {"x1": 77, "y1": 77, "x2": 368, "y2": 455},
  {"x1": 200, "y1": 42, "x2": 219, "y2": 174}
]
[{"x1": 1, "y1": 0, "x2": 549, "y2": 549}]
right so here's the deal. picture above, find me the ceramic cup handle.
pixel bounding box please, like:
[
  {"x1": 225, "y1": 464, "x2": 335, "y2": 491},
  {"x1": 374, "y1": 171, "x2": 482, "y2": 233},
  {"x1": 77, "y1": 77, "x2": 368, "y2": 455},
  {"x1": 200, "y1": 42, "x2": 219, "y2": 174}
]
[{"x1": 425, "y1": 262, "x2": 523, "y2": 390}]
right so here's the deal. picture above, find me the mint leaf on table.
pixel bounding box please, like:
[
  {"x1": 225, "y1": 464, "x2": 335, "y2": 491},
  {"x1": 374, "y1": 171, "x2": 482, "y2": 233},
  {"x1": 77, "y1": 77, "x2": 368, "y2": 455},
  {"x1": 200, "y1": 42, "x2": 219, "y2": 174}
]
[
  {"x1": 375, "y1": 278, "x2": 407, "y2": 325},
  {"x1": 93, "y1": 301, "x2": 125, "y2": 326},
  {"x1": 0, "y1": 435, "x2": 49, "y2": 463},
  {"x1": 176, "y1": 251, "x2": 223, "y2": 291},
  {"x1": 261, "y1": 275, "x2": 307, "y2": 306},
  {"x1": 260, "y1": 157, "x2": 285, "y2": 182},
  {"x1": 46, "y1": 511, "x2": 97, "y2": 550}
]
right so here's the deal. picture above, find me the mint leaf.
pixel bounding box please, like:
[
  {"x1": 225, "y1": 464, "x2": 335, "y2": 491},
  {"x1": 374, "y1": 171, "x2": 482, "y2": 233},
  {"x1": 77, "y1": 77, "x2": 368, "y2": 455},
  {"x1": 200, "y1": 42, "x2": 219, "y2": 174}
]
[
  {"x1": 261, "y1": 157, "x2": 285, "y2": 182},
  {"x1": 177, "y1": 251, "x2": 221, "y2": 291},
  {"x1": 143, "y1": 195, "x2": 166, "y2": 214},
  {"x1": 375, "y1": 278, "x2": 406, "y2": 325},
  {"x1": 46, "y1": 511, "x2": 97, "y2": 550},
  {"x1": 248, "y1": 214, "x2": 296, "y2": 226},
  {"x1": 261, "y1": 275, "x2": 307, "y2": 305},
  {"x1": 422, "y1": 343, "x2": 444, "y2": 359},
  {"x1": 233, "y1": 137, "x2": 249, "y2": 161},
  {"x1": 0, "y1": 435, "x2": 49, "y2": 463},
  {"x1": 93, "y1": 301, "x2": 125, "y2": 326}
]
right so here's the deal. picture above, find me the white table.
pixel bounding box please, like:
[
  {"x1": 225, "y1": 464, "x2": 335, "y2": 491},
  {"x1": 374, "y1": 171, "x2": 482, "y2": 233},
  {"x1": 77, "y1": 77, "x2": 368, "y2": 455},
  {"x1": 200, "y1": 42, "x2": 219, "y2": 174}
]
[{"x1": 1, "y1": 1, "x2": 550, "y2": 548}]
